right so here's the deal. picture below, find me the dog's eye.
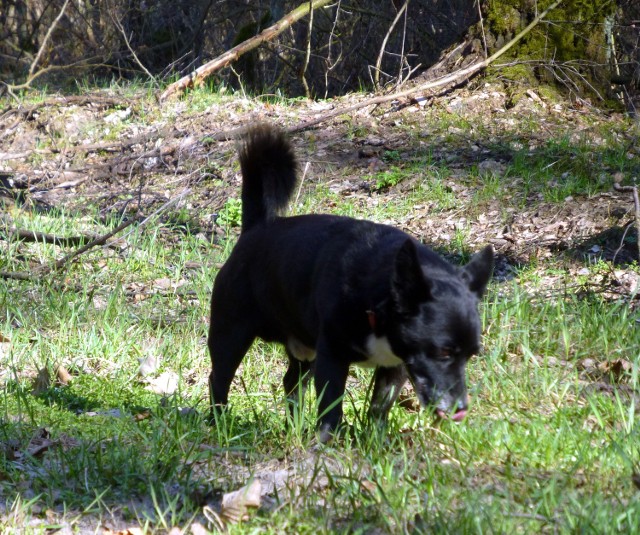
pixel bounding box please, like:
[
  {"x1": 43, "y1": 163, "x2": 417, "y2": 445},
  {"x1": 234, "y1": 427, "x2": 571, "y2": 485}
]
[{"x1": 439, "y1": 347, "x2": 454, "y2": 359}]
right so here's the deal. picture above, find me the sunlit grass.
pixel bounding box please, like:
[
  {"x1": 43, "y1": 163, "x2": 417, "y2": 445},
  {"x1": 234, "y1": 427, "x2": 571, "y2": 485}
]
[{"x1": 1, "y1": 94, "x2": 639, "y2": 532}]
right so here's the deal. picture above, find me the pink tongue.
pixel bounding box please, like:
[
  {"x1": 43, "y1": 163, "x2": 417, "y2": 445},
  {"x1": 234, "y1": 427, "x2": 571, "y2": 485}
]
[{"x1": 436, "y1": 409, "x2": 467, "y2": 422}]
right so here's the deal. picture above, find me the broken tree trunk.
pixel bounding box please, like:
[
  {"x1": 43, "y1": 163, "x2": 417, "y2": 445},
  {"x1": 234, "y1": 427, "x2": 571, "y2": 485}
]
[{"x1": 159, "y1": 0, "x2": 334, "y2": 102}]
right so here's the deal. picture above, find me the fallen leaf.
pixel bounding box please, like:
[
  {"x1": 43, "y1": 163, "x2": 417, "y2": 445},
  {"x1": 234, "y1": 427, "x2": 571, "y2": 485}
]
[
  {"x1": 220, "y1": 479, "x2": 262, "y2": 524},
  {"x1": 102, "y1": 528, "x2": 145, "y2": 535},
  {"x1": 153, "y1": 277, "x2": 172, "y2": 290},
  {"x1": 0, "y1": 333, "x2": 10, "y2": 343},
  {"x1": 598, "y1": 359, "x2": 633, "y2": 382},
  {"x1": 190, "y1": 522, "x2": 209, "y2": 535},
  {"x1": 360, "y1": 479, "x2": 377, "y2": 495},
  {"x1": 134, "y1": 411, "x2": 151, "y2": 422},
  {"x1": 32, "y1": 367, "x2": 52, "y2": 395},
  {"x1": 56, "y1": 365, "x2": 73, "y2": 385},
  {"x1": 144, "y1": 371, "x2": 179, "y2": 395},
  {"x1": 27, "y1": 428, "x2": 53, "y2": 458},
  {"x1": 138, "y1": 354, "x2": 160, "y2": 377}
]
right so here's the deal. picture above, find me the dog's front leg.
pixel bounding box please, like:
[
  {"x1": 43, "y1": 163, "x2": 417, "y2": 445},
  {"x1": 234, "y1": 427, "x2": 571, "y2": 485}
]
[
  {"x1": 369, "y1": 365, "x2": 408, "y2": 422},
  {"x1": 313, "y1": 341, "x2": 350, "y2": 443}
]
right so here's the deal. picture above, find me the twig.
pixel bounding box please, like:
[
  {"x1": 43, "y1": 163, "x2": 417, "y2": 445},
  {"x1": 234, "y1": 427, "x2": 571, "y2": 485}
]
[
  {"x1": 1, "y1": 228, "x2": 95, "y2": 248},
  {"x1": 28, "y1": 0, "x2": 72, "y2": 82},
  {"x1": 50, "y1": 216, "x2": 140, "y2": 272},
  {"x1": 373, "y1": 0, "x2": 409, "y2": 90},
  {"x1": 0, "y1": 270, "x2": 36, "y2": 282},
  {"x1": 118, "y1": 188, "x2": 191, "y2": 242},
  {"x1": 111, "y1": 10, "x2": 158, "y2": 86},
  {"x1": 300, "y1": 0, "x2": 314, "y2": 98},
  {"x1": 476, "y1": 0, "x2": 488, "y2": 57},
  {"x1": 613, "y1": 181, "x2": 640, "y2": 262},
  {"x1": 323, "y1": 0, "x2": 342, "y2": 99}
]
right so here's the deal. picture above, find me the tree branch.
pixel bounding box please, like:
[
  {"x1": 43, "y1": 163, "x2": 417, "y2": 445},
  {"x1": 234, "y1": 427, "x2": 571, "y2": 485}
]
[{"x1": 158, "y1": 0, "x2": 334, "y2": 102}]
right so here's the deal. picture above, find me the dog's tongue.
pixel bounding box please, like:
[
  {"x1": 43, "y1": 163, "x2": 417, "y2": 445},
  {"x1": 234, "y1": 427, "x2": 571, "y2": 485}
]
[{"x1": 437, "y1": 408, "x2": 467, "y2": 422}]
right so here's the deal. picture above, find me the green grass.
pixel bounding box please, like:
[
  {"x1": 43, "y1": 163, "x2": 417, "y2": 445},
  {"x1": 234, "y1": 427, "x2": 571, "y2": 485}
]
[
  {"x1": 1, "y1": 92, "x2": 639, "y2": 532},
  {"x1": 2, "y1": 200, "x2": 638, "y2": 533}
]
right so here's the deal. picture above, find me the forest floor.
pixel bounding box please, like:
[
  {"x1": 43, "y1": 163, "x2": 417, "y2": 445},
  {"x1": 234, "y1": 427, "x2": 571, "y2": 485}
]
[{"x1": 1, "y1": 81, "x2": 639, "y2": 533}]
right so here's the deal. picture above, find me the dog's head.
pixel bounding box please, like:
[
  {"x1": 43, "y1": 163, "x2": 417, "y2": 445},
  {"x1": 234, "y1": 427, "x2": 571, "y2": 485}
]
[{"x1": 386, "y1": 239, "x2": 494, "y2": 420}]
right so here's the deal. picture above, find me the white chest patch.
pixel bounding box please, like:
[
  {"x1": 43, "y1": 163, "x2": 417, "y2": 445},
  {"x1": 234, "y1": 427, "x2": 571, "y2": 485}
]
[
  {"x1": 287, "y1": 337, "x2": 316, "y2": 362},
  {"x1": 359, "y1": 335, "x2": 404, "y2": 368}
]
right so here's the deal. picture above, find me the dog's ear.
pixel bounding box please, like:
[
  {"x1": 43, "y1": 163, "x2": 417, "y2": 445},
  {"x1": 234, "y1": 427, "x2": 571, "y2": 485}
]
[
  {"x1": 461, "y1": 245, "x2": 494, "y2": 298},
  {"x1": 391, "y1": 239, "x2": 431, "y2": 315}
]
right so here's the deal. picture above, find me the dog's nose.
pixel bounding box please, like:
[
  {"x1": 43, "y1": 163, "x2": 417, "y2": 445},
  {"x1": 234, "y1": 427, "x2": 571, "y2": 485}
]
[{"x1": 435, "y1": 397, "x2": 469, "y2": 421}]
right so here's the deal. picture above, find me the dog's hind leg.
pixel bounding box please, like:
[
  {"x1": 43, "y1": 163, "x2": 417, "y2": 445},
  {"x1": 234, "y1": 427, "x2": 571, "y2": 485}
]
[
  {"x1": 208, "y1": 320, "x2": 256, "y2": 419},
  {"x1": 369, "y1": 365, "x2": 408, "y2": 422}
]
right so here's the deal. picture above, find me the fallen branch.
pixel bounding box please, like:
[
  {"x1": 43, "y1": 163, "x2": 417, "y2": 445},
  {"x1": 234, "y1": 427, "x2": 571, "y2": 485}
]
[
  {"x1": 1, "y1": 227, "x2": 95, "y2": 248},
  {"x1": 49, "y1": 217, "x2": 139, "y2": 272},
  {"x1": 202, "y1": 0, "x2": 562, "y2": 141},
  {"x1": 0, "y1": 270, "x2": 35, "y2": 282},
  {"x1": 287, "y1": 0, "x2": 562, "y2": 132},
  {"x1": 159, "y1": 0, "x2": 334, "y2": 102},
  {"x1": 0, "y1": 127, "x2": 176, "y2": 162},
  {"x1": 0, "y1": 189, "x2": 193, "y2": 282}
]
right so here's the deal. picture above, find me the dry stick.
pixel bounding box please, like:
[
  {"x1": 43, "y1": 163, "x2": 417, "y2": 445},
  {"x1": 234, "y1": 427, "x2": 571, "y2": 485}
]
[
  {"x1": 0, "y1": 270, "x2": 34, "y2": 282},
  {"x1": 613, "y1": 182, "x2": 640, "y2": 262},
  {"x1": 3, "y1": 228, "x2": 94, "y2": 248},
  {"x1": 300, "y1": 0, "x2": 314, "y2": 98},
  {"x1": 0, "y1": 219, "x2": 136, "y2": 281},
  {"x1": 323, "y1": 0, "x2": 342, "y2": 99},
  {"x1": 159, "y1": 0, "x2": 334, "y2": 102},
  {"x1": 28, "y1": 0, "x2": 72, "y2": 81},
  {"x1": 373, "y1": 0, "x2": 409, "y2": 90},
  {"x1": 49, "y1": 216, "x2": 140, "y2": 272},
  {"x1": 111, "y1": 11, "x2": 158, "y2": 86}
]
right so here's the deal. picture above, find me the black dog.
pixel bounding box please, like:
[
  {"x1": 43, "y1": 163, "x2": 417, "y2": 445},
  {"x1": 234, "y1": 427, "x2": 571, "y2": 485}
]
[{"x1": 208, "y1": 124, "x2": 494, "y2": 442}]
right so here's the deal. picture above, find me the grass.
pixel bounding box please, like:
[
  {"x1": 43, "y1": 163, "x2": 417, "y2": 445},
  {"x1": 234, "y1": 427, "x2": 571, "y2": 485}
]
[{"x1": 1, "y1": 89, "x2": 640, "y2": 532}]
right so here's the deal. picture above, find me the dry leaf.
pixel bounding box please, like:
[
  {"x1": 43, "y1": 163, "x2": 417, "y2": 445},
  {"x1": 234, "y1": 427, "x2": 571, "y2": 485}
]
[
  {"x1": 134, "y1": 411, "x2": 151, "y2": 422},
  {"x1": 360, "y1": 480, "x2": 377, "y2": 495},
  {"x1": 0, "y1": 333, "x2": 10, "y2": 343},
  {"x1": 138, "y1": 354, "x2": 160, "y2": 377},
  {"x1": 190, "y1": 522, "x2": 209, "y2": 535},
  {"x1": 102, "y1": 528, "x2": 145, "y2": 535},
  {"x1": 144, "y1": 371, "x2": 179, "y2": 395},
  {"x1": 220, "y1": 479, "x2": 262, "y2": 524},
  {"x1": 32, "y1": 367, "x2": 52, "y2": 395},
  {"x1": 598, "y1": 359, "x2": 633, "y2": 382},
  {"x1": 56, "y1": 365, "x2": 73, "y2": 385},
  {"x1": 27, "y1": 428, "x2": 53, "y2": 458}
]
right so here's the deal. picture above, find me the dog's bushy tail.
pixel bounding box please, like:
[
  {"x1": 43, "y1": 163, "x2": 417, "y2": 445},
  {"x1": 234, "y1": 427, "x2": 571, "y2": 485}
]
[{"x1": 238, "y1": 124, "x2": 298, "y2": 233}]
